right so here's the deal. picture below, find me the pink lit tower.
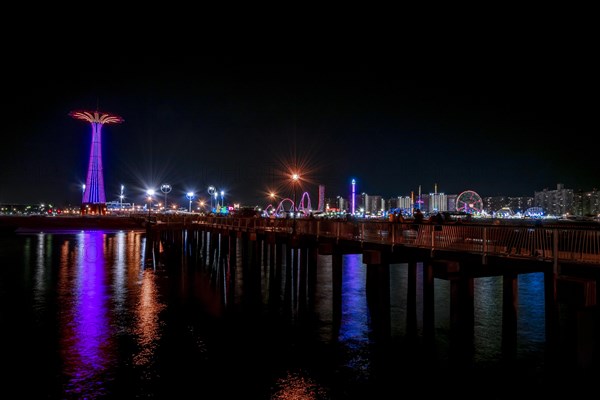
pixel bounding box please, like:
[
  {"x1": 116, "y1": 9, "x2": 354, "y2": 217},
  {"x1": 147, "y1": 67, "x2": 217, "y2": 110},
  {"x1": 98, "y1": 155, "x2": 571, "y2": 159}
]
[{"x1": 69, "y1": 109, "x2": 124, "y2": 215}]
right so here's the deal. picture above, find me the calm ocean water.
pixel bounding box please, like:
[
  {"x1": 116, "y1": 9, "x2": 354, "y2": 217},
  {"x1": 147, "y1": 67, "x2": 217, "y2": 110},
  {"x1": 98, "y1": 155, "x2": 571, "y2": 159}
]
[{"x1": 0, "y1": 229, "x2": 594, "y2": 399}]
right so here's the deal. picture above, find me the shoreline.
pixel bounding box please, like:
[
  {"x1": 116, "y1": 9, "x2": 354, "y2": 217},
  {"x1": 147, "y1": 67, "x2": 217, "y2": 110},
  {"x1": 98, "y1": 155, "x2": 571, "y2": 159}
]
[{"x1": 0, "y1": 215, "x2": 147, "y2": 232}]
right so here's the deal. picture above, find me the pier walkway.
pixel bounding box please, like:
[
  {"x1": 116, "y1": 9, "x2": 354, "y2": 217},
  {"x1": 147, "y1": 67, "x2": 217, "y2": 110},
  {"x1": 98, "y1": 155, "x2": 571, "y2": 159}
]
[
  {"x1": 150, "y1": 215, "x2": 600, "y2": 268},
  {"x1": 145, "y1": 215, "x2": 600, "y2": 369}
]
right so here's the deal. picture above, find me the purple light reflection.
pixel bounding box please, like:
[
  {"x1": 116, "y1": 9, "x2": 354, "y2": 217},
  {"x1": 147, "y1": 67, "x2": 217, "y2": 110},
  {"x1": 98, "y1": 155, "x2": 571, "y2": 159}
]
[
  {"x1": 339, "y1": 254, "x2": 369, "y2": 342},
  {"x1": 338, "y1": 254, "x2": 371, "y2": 376},
  {"x1": 59, "y1": 231, "x2": 114, "y2": 398}
]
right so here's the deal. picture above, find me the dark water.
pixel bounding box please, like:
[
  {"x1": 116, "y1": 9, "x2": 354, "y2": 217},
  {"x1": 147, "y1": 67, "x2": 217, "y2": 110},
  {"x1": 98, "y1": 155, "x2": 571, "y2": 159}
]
[{"x1": 0, "y1": 230, "x2": 595, "y2": 399}]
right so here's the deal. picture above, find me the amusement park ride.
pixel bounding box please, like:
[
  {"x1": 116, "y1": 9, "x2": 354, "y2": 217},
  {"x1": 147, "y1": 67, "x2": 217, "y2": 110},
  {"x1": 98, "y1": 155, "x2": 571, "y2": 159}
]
[
  {"x1": 456, "y1": 190, "x2": 484, "y2": 214},
  {"x1": 70, "y1": 109, "x2": 123, "y2": 215},
  {"x1": 264, "y1": 191, "x2": 313, "y2": 217}
]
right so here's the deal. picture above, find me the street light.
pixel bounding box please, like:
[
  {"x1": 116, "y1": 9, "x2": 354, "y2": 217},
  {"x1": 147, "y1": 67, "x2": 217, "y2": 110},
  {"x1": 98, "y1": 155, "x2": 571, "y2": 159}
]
[
  {"x1": 292, "y1": 173, "x2": 300, "y2": 235},
  {"x1": 161, "y1": 184, "x2": 172, "y2": 212},
  {"x1": 186, "y1": 191, "x2": 195, "y2": 213},
  {"x1": 120, "y1": 185, "x2": 125, "y2": 210},
  {"x1": 220, "y1": 190, "x2": 224, "y2": 211},
  {"x1": 208, "y1": 186, "x2": 216, "y2": 211},
  {"x1": 269, "y1": 192, "x2": 277, "y2": 214},
  {"x1": 147, "y1": 189, "x2": 155, "y2": 216}
]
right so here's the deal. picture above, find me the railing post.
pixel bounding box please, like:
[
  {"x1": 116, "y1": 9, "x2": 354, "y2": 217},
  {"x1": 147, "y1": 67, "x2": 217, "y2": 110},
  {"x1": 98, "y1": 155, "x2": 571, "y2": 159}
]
[
  {"x1": 553, "y1": 229, "x2": 559, "y2": 274},
  {"x1": 482, "y1": 227, "x2": 488, "y2": 265},
  {"x1": 430, "y1": 227, "x2": 435, "y2": 257}
]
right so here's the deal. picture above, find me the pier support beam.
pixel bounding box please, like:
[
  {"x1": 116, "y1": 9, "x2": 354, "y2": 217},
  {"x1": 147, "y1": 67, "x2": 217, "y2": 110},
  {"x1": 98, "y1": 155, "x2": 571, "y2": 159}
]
[
  {"x1": 364, "y1": 250, "x2": 391, "y2": 342},
  {"x1": 407, "y1": 261, "x2": 418, "y2": 338},
  {"x1": 452, "y1": 275, "x2": 474, "y2": 366},
  {"x1": 423, "y1": 261, "x2": 435, "y2": 343}
]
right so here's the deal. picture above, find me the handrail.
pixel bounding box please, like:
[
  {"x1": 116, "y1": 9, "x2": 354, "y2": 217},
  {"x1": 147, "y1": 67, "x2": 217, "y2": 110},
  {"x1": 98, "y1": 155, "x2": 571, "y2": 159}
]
[{"x1": 152, "y1": 215, "x2": 600, "y2": 265}]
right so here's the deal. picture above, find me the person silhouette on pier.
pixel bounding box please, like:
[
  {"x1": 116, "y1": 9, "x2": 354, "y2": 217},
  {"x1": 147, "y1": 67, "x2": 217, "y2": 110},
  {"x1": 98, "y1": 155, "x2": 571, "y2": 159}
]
[
  {"x1": 411, "y1": 208, "x2": 424, "y2": 231},
  {"x1": 413, "y1": 208, "x2": 424, "y2": 224}
]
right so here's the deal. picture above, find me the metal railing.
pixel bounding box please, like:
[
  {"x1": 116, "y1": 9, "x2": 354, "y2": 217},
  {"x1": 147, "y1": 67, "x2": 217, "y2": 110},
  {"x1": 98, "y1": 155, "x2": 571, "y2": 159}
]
[{"x1": 156, "y1": 216, "x2": 600, "y2": 265}]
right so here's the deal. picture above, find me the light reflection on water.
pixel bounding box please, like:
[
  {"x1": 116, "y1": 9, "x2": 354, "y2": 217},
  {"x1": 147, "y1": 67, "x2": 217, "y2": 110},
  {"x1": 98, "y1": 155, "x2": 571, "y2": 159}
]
[
  {"x1": 133, "y1": 268, "x2": 165, "y2": 367},
  {"x1": 1, "y1": 230, "x2": 557, "y2": 398},
  {"x1": 337, "y1": 255, "x2": 371, "y2": 380},
  {"x1": 57, "y1": 231, "x2": 114, "y2": 398},
  {"x1": 26, "y1": 230, "x2": 166, "y2": 398},
  {"x1": 339, "y1": 255, "x2": 369, "y2": 344},
  {"x1": 271, "y1": 369, "x2": 330, "y2": 400}
]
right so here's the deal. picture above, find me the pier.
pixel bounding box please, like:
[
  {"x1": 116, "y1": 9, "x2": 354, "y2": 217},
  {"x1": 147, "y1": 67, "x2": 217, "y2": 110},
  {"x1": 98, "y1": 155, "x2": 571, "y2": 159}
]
[
  {"x1": 145, "y1": 215, "x2": 600, "y2": 370},
  {"x1": 2, "y1": 213, "x2": 597, "y2": 368}
]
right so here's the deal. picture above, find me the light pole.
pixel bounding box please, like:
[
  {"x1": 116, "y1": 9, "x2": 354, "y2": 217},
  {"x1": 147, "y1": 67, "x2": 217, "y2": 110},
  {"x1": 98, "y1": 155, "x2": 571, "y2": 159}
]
[
  {"x1": 186, "y1": 192, "x2": 194, "y2": 213},
  {"x1": 120, "y1": 185, "x2": 124, "y2": 210},
  {"x1": 269, "y1": 192, "x2": 277, "y2": 216},
  {"x1": 161, "y1": 184, "x2": 172, "y2": 212},
  {"x1": 220, "y1": 190, "x2": 224, "y2": 212},
  {"x1": 208, "y1": 186, "x2": 216, "y2": 211},
  {"x1": 147, "y1": 189, "x2": 155, "y2": 217},
  {"x1": 81, "y1": 184, "x2": 86, "y2": 215},
  {"x1": 292, "y1": 173, "x2": 299, "y2": 235}
]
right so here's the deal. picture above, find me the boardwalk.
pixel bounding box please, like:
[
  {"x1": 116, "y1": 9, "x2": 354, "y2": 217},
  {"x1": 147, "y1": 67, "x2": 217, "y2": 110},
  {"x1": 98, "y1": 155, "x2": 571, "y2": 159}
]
[
  {"x1": 143, "y1": 215, "x2": 600, "y2": 370},
  {"x1": 149, "y1": 215, "x2": 600, "y2": 267}
]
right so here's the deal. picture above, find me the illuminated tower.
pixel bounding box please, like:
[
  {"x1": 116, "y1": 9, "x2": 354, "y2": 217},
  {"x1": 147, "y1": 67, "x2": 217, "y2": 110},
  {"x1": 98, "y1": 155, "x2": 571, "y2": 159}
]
[
  {"x1": 351, "y1": 179, "x2": 356, "y2": 215},
  {"x1": 70, "y1": 110, "x2": 124, "y2": 215}
]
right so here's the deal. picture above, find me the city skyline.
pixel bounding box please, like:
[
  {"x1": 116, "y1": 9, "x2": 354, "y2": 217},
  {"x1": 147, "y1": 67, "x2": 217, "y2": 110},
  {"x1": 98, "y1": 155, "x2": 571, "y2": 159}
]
[
  {"x1": 0, "y1": 181, "x2": 592, "y2": 216},
  {"x1": 2, "y1": 57, "x2": 597, "y2": 207}
]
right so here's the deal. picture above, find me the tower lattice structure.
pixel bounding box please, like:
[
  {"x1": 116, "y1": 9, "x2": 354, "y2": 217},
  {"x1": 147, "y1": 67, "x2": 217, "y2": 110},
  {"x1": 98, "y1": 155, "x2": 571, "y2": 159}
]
[{"x1": 70, "y1": 110, "x2": 124, "y2": 215}]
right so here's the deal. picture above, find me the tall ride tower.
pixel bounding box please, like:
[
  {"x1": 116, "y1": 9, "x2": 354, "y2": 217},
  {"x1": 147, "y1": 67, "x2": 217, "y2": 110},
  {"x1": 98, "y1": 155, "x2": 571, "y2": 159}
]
[{"x1": 70, "y1": 110, "x2": 124, "y2": 215}]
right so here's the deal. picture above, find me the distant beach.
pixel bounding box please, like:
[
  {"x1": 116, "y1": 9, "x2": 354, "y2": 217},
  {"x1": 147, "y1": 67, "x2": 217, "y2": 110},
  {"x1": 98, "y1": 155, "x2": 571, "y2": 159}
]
[{"x1": 0, "y1": 215, "x2": 147, "y2": 232}]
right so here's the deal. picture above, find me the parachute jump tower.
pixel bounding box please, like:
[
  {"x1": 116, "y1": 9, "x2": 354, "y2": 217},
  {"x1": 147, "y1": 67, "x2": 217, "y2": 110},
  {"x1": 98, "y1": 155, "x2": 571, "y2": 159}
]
[{"x1": 70, "y1": 110, "x2": 124, "y2": 215}]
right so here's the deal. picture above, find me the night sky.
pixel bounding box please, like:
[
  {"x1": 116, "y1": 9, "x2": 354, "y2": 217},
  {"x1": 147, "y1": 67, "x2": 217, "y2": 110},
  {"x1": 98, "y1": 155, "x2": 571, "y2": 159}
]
[{"x1": 2, "y1": 49, "x2": 597, "y2": 209}]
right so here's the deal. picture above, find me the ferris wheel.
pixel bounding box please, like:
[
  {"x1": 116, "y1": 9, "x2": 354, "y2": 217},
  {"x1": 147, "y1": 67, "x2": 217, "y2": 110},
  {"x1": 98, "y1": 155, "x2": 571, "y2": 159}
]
[{"x1": 456, "y1": 190, "x2": 483, "y2": 214}]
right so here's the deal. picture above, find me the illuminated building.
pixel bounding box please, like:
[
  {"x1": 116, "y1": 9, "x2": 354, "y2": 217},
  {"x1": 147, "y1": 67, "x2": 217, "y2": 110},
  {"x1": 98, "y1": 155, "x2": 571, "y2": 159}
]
[
  {"x1": 318, "y1": 184, "x2": 325, "y2": 212},
  {"x1": 429, "y1": 183, "x2": 447, "y2": 213}
]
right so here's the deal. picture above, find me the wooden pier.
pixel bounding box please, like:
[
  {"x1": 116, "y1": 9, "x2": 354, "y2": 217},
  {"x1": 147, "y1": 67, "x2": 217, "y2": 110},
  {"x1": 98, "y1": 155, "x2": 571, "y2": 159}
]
[{"x1": 145, "y1": 215, "x2": 600, "y2": 370}]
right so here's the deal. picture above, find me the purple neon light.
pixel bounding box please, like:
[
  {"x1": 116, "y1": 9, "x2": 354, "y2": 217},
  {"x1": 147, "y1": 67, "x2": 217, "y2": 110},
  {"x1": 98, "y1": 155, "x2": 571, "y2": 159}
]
[
  {"x1": 297, "y1": 192, "x2": 312, "y2": 213},
  {"x1": 70, "y1": 110, "x2": 123, "y2": 205},
  {"x1": 267, "y1": 192, "x2": 313, "y2": 215},
  {"x1": 60, "y1": 231, "x2": 112, "y2": 395},
  {"x1": 351, "y1": 179, "x2": 356, "y2": 214}
]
